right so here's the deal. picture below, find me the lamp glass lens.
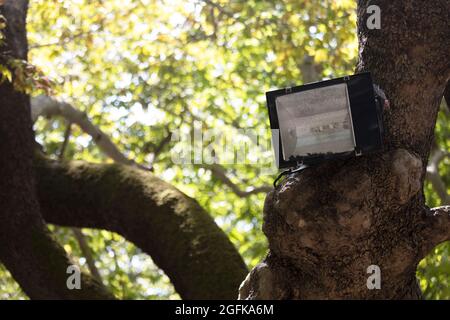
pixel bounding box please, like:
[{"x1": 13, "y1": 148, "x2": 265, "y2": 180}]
[{"x1": 275, "y1": 83, "x2": 355, "y2": 160}]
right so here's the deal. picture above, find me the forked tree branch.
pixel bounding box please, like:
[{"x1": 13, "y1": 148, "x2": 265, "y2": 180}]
[{"x1": 31, "y1": 95, "x2": 150, "y2": 170}]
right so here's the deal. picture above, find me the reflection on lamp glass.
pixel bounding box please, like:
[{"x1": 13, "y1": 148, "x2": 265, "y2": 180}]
[{"x1": 275, "y1": 83, "x2": 356, "y2": 160}]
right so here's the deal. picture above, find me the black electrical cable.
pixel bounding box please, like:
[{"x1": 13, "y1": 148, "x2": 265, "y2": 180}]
[{"x1": 273, "y1": 164, "x2": 309, "y2": 188}]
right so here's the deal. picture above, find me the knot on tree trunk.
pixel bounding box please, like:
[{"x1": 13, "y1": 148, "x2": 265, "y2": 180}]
[
  {"x1": 238, "y1": 262, "x2": 276, "y2": 300},
  {"x1": 240, "y1": 149, "x2": 426, "y2": 299}
]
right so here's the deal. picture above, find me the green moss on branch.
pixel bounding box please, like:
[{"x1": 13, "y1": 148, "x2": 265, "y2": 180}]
[{"x1": 34, "y1": 156, "x2": 248, "y2": 299}]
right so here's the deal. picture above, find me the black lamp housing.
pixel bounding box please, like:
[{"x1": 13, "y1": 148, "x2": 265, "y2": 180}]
[{"x1": 266, "y1": 72, "x2": 384, "y2": 169}]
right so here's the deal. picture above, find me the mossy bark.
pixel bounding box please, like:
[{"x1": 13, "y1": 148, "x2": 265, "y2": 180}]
[
  {"x1": 1, "y1": 0, "x2": 246, "y2": 299},
  {"x1": 240, "y1": 0, "x2": 450, "y2": 299},
  {"x1": 34, "y1": 157, "x2": 248, "y2": 299}
]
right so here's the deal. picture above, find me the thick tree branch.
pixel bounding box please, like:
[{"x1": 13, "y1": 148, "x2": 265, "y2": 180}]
[{"x1": 34, "y1": 155, "x2": 248, "y2": 299}]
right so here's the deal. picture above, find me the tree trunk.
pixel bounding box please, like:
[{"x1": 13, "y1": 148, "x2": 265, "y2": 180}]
[
  {"x1": 239, "y1": 0, "x2": 450, "y2": 299},
  {"x1": 0, "y1": 0, "x2": 113, "y2": 299}
]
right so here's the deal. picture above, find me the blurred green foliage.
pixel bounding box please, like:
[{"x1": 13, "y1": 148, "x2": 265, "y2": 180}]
[
  {"x1": 418, "y1": 106, "x2": 450, "y2": 299},
  {"x1": 0, "y1": 0, "x2": 448, "y2": 299}
]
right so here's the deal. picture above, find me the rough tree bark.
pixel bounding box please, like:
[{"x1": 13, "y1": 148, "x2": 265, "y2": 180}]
[
  {"x1": 240, "y1": 0, "x2": 450, "y2": 299},
  {"x1": 0, "y1": 0, "x2": 113, "y2": 299}
]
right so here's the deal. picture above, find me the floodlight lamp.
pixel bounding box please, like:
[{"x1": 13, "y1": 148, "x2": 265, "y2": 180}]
[{"x1": 266, "y1": 72, "x2": 384, "y2": 170}]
